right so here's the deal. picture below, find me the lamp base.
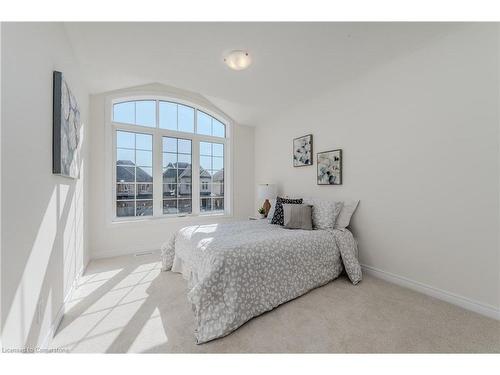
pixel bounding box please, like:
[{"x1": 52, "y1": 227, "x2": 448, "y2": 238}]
[{"x1": 263, "y1": 199, "x2": 271, "y2": 217}]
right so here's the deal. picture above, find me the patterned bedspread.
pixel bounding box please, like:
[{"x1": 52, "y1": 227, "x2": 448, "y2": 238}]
[{"x1": 161, "y1": 220, "x2": 361, "y2": 344}]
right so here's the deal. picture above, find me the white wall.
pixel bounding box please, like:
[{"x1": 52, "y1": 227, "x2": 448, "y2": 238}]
[
  {"x1": 1, "y1": 23, "x2": 89, "y2": 348},
  {"x1": 255, "y1": 24, "x2": 500, "y2": 313},
  {"x1": 88, "y1": 84, "x2": 255, "y2": 259}
]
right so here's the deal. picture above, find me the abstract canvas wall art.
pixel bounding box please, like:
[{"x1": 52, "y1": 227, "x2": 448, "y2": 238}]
[
  {"x1": 293, "y1": 134, "x2": 313, "y2": 167},
  {"x1": 53, "y1": 71, "x2": 81, "y2": 178},
  {"x1": 317, "y1": 149, "x2": 342, "y2": 185}
]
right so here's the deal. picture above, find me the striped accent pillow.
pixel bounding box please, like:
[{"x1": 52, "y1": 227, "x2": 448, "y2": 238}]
[{"x1": 270, "y1": 196, "x2": 303, "y2": 226}]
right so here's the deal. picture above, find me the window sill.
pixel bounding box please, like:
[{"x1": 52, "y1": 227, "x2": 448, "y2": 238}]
[{"x1": 109, "y1": 212, "x2": 232, "y2": 225}]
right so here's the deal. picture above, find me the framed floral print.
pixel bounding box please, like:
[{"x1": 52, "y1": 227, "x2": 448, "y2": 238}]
[
  {"x1": 293, "y1": 134, "x2": 313, "y2": 167},
  {"x1": 317, "y1": 149, "x2": 342, "y2": 185}
]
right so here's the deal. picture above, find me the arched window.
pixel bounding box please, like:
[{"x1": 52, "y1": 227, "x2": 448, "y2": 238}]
[{"x1": 111, "y1": 97, "x2": 229, "y2": 219}]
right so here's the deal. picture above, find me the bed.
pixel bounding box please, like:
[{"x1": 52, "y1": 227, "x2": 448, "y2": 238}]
[{"x1": 161, "y1": 220, "x2": 362, "y2": 344}]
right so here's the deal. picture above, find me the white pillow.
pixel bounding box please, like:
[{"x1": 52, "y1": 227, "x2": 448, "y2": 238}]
[
  {"x1": 334, "y1": 200, "x2": 359, "y2": 229},
  {"x1": 303, "y1": 198, "x2": 343, "y2": 230}
]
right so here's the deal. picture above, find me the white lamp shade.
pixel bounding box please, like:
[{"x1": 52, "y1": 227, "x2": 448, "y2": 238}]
[{"x1": 258, "y1": 184, "x2": 277, "y2": 200}]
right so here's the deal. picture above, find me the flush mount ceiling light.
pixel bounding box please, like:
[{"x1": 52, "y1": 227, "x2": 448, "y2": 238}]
[{"x1": 223, "y1": 50, "x2": 252, "y2": 71}]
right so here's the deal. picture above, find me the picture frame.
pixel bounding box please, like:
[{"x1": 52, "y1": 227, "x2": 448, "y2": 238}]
[
  {"x1": 317, "y1": 149, "x2": 342, "y2": 185},
  {"x1": 293, "y1": 134, "x2": 313, "y2": 167},
  {"x1": 53, "y1": 71, "x2": 81, "y2": 179}
]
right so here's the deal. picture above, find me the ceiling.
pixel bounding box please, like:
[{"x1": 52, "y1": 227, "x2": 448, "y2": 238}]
[{"x1": 64, "y1": 22, "x2": 459, "y2": 125}]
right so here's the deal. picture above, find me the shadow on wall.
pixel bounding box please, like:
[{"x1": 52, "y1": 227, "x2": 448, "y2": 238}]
[{"x1": 2, "y1": 159, "x2": 85, "y2": 349}]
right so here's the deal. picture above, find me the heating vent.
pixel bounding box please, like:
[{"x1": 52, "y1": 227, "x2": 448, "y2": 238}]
[{"x1": 134, "y1": 251, "x2": 154, "y2": 257}]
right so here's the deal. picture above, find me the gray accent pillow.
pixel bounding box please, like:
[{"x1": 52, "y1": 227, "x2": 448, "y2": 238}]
[
  {"x1": 283, "y1": 204, "x2": 313, "y2": 230},
  {"x1": 271, "y1": 197, "x2": 303, "y2": 226}
]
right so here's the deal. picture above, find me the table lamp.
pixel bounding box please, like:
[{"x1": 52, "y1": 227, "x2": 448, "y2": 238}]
[{"x1": 257, "y1": 183, "x2": 277, "y2": 217}]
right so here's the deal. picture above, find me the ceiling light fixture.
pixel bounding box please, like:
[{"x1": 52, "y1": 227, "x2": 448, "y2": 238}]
[{"x1": 224, "y1": 50, "x2": 252, "y2": 71}]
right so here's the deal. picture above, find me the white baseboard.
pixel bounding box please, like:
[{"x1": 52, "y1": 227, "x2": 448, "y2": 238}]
[
  {"x1": 361, "y1": 264, "x2": 500, "y2": 321},
  {"x1": 91, "y1": 248, "x2": 160, "y2": 260},
  {"x1": 40, "y1": 263, "x2": 88, "y2": 349}
]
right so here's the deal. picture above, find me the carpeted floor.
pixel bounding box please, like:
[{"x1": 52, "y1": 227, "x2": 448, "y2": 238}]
[{"x1": 50, "y1": 253, "x2": 500, "y2": 353}]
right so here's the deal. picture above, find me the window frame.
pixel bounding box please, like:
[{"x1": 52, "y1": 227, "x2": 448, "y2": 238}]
[
  {"x1": 106, "y1": 94, "x2": 232, "y2": 223},
  {"x1": 161, "y1": 135, "x2": 193, "y2": 215},
  {"x1": 115, "y1": 130, "x2": 154, "y2": 217}
]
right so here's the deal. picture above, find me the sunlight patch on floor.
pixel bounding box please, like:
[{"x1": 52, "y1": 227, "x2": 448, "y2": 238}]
[
  {"x1": 128, "y1": 309, "x2": 168, "y2": 353},
  {"x1": 51, "y1": 256, "x2": 165, "y2": 353}
]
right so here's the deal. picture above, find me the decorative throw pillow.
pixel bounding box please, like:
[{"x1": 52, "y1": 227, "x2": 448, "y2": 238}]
[
  {"x1": 334, "y1": 200, "x2": 359, "y2": 229},
  {"x1": 271, "y1": 196, "x2": 303, "y2": 225},
  {"x1": 283, "y1": 204, "x2": 313, "y2": 230},
  {"x1": 303, "y1": 198, "x2": 343, "y2": 230}
]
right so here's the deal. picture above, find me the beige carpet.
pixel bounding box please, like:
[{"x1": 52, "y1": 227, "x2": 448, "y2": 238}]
[{"x1": 50, "y1": 253, "x2": 500, "y2": 353}]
